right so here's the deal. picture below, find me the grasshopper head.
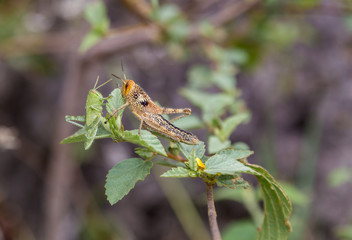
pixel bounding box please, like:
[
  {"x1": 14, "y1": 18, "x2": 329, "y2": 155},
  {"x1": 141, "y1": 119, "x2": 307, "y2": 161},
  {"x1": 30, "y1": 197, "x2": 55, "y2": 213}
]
[
  {"x1": 111, "y1": 74, "x2": 135, "y2": 97},
  {"x1": 122, "y1": 79, "x2": 135, "y2": 97}
]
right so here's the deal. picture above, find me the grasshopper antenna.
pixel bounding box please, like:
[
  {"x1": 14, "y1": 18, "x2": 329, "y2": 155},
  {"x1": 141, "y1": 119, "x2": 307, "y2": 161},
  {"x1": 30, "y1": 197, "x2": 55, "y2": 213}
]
[
  {"x1": 112, "y1": 74, "x2": 125, "y2": 83},
  {"x1": 93, "y1": 76, "x2": 100, "y2": 89},
  {"x1": 121, "y1": 61, "x2": 127, "y2": 80},
  {"x1": 96, "y1": 78, "x2": 113, "y2": 90}
]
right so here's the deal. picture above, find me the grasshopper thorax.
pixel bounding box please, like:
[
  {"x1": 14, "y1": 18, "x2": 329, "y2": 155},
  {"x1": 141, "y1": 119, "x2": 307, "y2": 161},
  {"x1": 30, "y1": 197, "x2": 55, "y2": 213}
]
[{"x1": 122, "y1": 79, "x2": 135, "y2": 97}]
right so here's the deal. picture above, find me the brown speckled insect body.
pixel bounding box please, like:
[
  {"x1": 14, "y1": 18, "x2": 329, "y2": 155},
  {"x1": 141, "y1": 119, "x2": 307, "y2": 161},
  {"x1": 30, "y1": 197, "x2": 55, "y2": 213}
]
[{"x1": 107, "y1": 74, "x2": 199, "y2": 145}]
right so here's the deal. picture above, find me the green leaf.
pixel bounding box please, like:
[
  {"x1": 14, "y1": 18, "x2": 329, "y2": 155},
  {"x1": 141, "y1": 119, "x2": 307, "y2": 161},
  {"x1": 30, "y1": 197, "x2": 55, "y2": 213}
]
[
  {"x1": 161, "y1": 167, "x2": 191, "y2": 178},
  {"x1": 226, "y1": 49, "x2": 249, "y2": 64},
  {"x1": 135, "y1": 147, "x2": 155, "y2": 159},
  {"x1": 155, "y1": 159, "x2": 185, "y2": 168},
  {"x1": 188, "y1": 150, "x2": 198, "y2": 171},
  {"x1": 243, "y1": 163, "x2": 292, "y2": 240},
  {"x1": 233, "y1": 142, "x2": 250, "y2": 150},
  {"x1": 80, "y1": 1, "x2": 110, "y2": 52},
  {"x1": 207, "y1": 45, "x2": 248, "y2": 65},
  {"x1": 328, "y1": 167, "x2": 352, "y2": 187},
  {"x1": 212, "y1": 70, "x2": 235, "y2": 91},
  {"x1": 177, "y1": 141, "x2": 205, "y2": 161},
  {"x1": 106, "y1": 88, "x2": 125, "y2": 113},
  {"x1": 208, "y1": 135, "x2": 231, "y2": 154},
  {"x1": 84, "y1": 1, "x2": 109, "y2": 33},
  {"x1": 216, "y1": 175, "x2": 249, "y2": 189},
  {"x1": 79, "y1": 31, "x2": 102, "y2": 52},
  {"x1": 61, "y1": 123, "x2": 111, "y2": 145},
  {"x1": 177, "y1": 141, "x2": 205, "y2": 171},
  {"x1": 220, "y1": 112, "x2": 251, "y2": 140},
  {"x1": 105, "y1": 158, "x2": 153, "y2": 205},
  {"x1": 180, "y1": 89, "x2": 233, "y2": 123},
  {"x1": 279, "y1": 182, "x2": 309, "y2": 206},
  {"x1": 205, "y1": 149, "x2": 254, "y2": 175},
  {"x1": 187, "y1": 65, "x2": 213, "y2": 89},
  {"x1": 151, "y1": 4, "x2": 180, "y2": 23},
  {"x1": 122, "y1": 130, "x2": 167, "y2": 156},
  {"x1": 168, "y1": 18, "x2": 189, "y2": 42},
  {"x1": 172, "y1": 114, "x2": 203, "y2": 130},
  {"x1": 223, "y1": 220, "x2": 257, "y2": 240},
  {"x1": 60, "y1": 127, "x2": 87, "y2": 144},
  {"x1": 199, "y1": 21, "x2": 215, "y2": 38},
  {"x1": 95, "y1": 123, "x2": 112, "y2": 139},
  {"x1": 106, "y1": 88, "x2": 125, "y2": 130}
]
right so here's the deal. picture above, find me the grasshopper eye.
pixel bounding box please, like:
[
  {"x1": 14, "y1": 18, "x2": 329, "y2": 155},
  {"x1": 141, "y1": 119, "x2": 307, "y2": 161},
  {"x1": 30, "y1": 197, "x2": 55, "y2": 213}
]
[{"x1": 124, "y1": 80, "x2": 135, "y2": 95}]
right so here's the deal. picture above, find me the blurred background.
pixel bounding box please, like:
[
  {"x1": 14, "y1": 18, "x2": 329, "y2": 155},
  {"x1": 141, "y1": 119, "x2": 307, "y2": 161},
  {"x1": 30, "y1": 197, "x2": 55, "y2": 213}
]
[{"x1": 1, "y1": 0, "x2": 352, "y2": 239}]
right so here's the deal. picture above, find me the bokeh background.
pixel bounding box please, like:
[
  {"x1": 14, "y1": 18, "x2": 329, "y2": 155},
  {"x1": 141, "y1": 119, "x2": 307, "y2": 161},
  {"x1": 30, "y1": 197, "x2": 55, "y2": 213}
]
[{"x1": 1, "y1": 0, "x2": 352, "y2": 240}]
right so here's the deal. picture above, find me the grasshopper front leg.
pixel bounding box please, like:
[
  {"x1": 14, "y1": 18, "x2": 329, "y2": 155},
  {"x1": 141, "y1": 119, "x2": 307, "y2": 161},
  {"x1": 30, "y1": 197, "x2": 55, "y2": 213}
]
[
  {"x1": 138, "y1": 117, "x2": 144, "y2": 135},
  {"x1": 105, "y1": 102, "x2": 129, "y2": 123},
  {"x1": 160, "y1": 107, "x2": 191, "y2": 122}
]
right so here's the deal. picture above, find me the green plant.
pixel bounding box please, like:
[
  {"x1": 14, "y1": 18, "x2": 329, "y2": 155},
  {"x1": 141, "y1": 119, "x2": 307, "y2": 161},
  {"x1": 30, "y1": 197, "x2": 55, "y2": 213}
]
[{"x1": 61, "y1": 78, "x2": 292, "y2": 240}]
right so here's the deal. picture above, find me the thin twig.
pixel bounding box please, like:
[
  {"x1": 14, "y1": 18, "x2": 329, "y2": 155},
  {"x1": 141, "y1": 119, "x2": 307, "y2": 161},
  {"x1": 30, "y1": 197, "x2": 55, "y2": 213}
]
[
  {"x1": 206, "y1": 183, "x2": 222, "y2": 240},
  {"x1": 121, "y1": 0, "x2": 153, "y2": 22},
  {"x1": 206, "y1": 0, "x2": 260, "y2": 27}
]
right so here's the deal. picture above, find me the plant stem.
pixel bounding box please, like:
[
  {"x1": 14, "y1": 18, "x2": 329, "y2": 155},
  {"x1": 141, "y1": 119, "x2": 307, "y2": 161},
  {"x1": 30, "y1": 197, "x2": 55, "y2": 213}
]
[{"x1": 206, "y1": 183, "x2": 222, "y2": 240}]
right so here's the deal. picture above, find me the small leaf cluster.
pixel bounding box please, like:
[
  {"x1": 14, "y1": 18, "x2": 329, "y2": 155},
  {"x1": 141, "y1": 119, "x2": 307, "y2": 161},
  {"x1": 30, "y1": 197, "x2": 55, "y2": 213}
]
[
  {"x1": 180, "y1": 46, "x2": 250, "y2": 154},
  {"x1": 79, "y1": 1, "x2": 110, "y2": 52}
]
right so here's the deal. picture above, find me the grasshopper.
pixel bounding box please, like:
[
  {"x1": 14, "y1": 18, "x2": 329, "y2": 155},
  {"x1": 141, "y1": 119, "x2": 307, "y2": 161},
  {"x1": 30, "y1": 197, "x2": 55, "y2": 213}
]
[
  {"x1": 106, "y1": 73, "x2": 199, "y2": 145},
  {"x1": 66, "y1": 76, "x2": 112, "y2": 149}
]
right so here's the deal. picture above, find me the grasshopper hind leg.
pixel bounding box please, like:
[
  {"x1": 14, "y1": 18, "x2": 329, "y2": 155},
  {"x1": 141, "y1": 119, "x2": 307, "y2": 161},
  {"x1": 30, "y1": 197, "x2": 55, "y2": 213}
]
[{"x1": 161, "y1": 108, "x2": 191, "y2": 122}]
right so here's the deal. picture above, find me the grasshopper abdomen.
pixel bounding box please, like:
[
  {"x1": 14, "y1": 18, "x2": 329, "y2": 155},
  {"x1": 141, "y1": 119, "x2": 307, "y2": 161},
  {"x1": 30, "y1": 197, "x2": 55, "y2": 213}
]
[{"x1": 142, "y1": 113, "x2": 199, "y2": 145}]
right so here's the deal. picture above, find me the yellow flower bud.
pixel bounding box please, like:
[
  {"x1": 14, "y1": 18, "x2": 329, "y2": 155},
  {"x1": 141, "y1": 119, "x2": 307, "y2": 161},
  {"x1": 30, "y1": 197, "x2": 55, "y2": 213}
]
[{"x1": 196, "y1": 158, "x2": 205, "y2": 169}]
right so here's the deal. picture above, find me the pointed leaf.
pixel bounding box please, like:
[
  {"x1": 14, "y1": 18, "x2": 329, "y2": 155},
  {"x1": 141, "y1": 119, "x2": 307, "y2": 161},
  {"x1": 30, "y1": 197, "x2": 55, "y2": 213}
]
[
  {"x1": 79, "y1": 31, "x2": 102, "y2": 52},
  {"x1": 205, "y1": 149, "x2": 254, "y2": 175},
  {"x1": 180, "y1": 89, "x2": 233, "y2": 123},
  {"x1": 61, "y1": 123, "x2": 111, "y2": 145},
  {"x1": 172, "y1": 114, "x2": 203, "y2": 130},
  {"x1": 84, "y1": 1, "x2": 109, "y2": 33},
  {"x1": 135, "y1": 147, "x2": 155, "y2": 159},
  {"x1": 60, "y1": 128, "x2": 87, "y2": 144},
  {"x1": 187, "y1": 65, "x2": 213, "y2": 89},
  {"x1": 216, "y1": 175, "x2": 249, "y2": 189},
  {"x1": 105, "y1": 158, "x2": 153, "y2": 205},
  {"x1": 177, "y1": 141, "x2": 205, "y2": 161},
  {"x1": 208, "y1": 135, "x2": 231, "y2": 154},
  {"x1": 220, "y1": 112, "x2": 250, "y2": 140},
  {"x1": 106, "y1": 88, "x2": 125, "y2": 113},
  {"x1": 95, "y1": 123, "x2": 112, "y2": 139},
  {"x1": 106, "y1": 88, "x2": 125, "y2": 130},
  {"x1": 155, "y1": 159, "x2": 185, "y2": 168},
  {"x1": 243, "y1": 163, "x2": 292, "y2": 240},
  {"x1": 122, "y1": 130, "x2": 167, "y2": 156}
]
